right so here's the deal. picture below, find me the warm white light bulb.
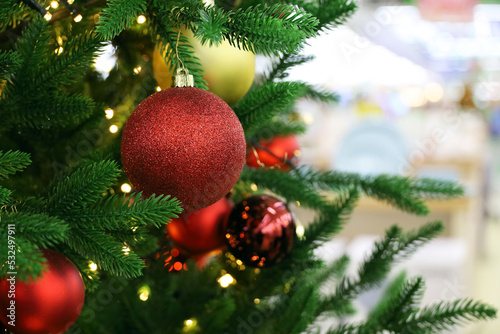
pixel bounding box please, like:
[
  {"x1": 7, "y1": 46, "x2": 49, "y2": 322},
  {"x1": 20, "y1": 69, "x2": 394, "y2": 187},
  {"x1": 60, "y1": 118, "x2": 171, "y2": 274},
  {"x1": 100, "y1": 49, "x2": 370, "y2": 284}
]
[
  {"x1": 89, "y1": 262, "x2": 98, "y2": 271},
  {"x1": 137, "y1": 15, "x2": 146, "y2": 24},
  {"x1": 105, "y1": 108, "x2": 114, "y2": 119},
  {"x1": 218, "y1": 274, "x2": 234, "y2": 288},
  {"x1": 121, "y1": 183, "x2": 132, "y2": 193}
]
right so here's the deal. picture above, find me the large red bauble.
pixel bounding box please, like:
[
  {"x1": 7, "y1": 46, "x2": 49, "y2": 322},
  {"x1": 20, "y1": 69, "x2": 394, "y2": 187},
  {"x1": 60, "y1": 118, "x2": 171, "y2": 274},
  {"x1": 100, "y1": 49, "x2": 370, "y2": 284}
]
[
  {"x1": 121, "y1": 87, "x2": 246, "y2": 212},
  {"x1": 246, "y1": 136, "x2": 300, "y2": 170},
  {"x1": 225, "y1": 195, "x2": 296, "y2": 267},
  {"x1": 0, "y1": 249, "x2": 85, "y2": 334},
  {"x1": 167, "y1": 197, "x2": 233, "y2": 253}
]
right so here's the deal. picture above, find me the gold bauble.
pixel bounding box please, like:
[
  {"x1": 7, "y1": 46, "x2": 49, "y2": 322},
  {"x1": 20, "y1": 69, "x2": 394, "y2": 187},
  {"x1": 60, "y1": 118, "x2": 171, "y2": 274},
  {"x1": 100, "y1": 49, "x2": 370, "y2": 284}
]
[{"x1": 153, "y1": 29, "x2": 255, "y2": 105}]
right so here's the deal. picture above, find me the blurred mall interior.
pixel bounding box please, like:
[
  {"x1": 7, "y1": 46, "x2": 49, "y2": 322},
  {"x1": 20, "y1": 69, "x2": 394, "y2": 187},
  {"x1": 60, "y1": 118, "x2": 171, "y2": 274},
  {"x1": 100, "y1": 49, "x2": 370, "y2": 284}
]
[{"x1": 258, "y1": 0, "x2": 500, "y2": 332}]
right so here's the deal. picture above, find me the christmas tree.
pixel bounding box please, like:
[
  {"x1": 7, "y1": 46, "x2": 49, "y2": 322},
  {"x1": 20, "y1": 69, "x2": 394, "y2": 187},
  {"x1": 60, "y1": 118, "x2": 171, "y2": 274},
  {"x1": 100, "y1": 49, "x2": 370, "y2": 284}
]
[{"x1": 0, "y1": 0, "x2": 497, "y2": 333}]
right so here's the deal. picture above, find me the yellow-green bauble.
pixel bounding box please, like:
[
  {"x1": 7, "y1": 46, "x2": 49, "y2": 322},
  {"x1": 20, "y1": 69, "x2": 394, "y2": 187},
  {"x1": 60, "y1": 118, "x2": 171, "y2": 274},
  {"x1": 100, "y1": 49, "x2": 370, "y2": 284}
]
[{"x1": 153, "y1": 28, "x2": 255, "y2": 105}]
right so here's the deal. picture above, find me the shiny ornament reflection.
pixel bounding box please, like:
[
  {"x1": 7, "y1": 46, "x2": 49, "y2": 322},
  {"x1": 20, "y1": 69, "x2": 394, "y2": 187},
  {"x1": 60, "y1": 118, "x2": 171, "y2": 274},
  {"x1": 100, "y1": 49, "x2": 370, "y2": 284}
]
[{"x1": 225, "y1": 195, "x2": 296, "y2": 267}]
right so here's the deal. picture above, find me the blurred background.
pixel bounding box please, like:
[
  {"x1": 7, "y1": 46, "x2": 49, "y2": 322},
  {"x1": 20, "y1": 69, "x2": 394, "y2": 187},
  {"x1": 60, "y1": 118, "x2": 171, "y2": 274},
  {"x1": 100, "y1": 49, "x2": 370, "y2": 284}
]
[{"x1": 265, "y1": 0, "x2": 500, "y2": 332}]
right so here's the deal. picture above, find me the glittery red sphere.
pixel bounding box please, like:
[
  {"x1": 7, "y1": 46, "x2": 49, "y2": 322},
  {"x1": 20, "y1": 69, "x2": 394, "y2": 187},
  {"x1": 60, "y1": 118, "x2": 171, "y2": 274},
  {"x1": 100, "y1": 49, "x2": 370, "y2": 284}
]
[
  {"x1": 225, "y1": 195, "x2": 296, "y2": 267},
  {"x1": 0, "y1": 249, "x2": 85, "y2": 334},
  {"x1": 167, "y1": 197, "x2": 233, "y2": 253},
  {"x1": 246, "y1": 136, "x2": 300, "y2": 171},
  {"x1": 121, "y1": 87, "x2": 246, "y2": 212}
]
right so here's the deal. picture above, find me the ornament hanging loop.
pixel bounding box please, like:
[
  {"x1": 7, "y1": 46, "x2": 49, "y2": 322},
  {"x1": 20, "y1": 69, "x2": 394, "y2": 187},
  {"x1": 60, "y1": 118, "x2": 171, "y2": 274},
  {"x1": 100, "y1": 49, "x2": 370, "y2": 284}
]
[
  {"x1": 172, "y1": 28, "x2": 194, "y2": 88},
  {"x1": 173, "y1": 68, "x2": 194, "y2": 88}
]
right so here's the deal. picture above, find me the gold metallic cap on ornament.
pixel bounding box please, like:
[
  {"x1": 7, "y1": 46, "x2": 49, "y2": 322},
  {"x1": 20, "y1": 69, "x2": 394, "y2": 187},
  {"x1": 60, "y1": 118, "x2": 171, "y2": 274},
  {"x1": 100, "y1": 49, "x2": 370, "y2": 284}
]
[{"x1": 173, "y1": 68, "x2": 194, "y2": 88}]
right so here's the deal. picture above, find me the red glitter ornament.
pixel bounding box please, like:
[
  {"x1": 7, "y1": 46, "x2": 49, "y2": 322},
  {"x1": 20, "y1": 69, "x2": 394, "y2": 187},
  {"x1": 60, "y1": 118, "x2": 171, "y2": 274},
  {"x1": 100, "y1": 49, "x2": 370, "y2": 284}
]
[
  {"x1": 247, "y1": 136, "x2": 300, "y2": 171},
  {"x1": 225, "y1": 195, "x2": 296, "y2": 267},
  {"x1": 167, "y1": 197, "x2": 233, "y2": 253},
  {"x1": 121, "y1": 81, "x2": 246, "y2": 212},
  {"x1": 0, "y1": 249, "x2": 85, "y2": 334}
]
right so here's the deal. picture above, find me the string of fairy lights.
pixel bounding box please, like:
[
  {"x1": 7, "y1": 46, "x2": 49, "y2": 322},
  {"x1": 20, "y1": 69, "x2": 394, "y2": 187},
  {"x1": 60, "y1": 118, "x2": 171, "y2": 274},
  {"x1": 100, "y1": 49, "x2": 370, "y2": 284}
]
[{"x1": 22, "y1": 0, "x2": 82, "y2": 22}]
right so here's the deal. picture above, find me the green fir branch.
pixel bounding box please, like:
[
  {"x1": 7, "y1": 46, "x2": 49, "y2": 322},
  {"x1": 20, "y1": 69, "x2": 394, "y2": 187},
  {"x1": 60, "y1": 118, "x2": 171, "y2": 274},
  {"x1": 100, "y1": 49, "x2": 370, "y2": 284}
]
[
  {"x1": 160, "y1": 0, "x2": 205, "y2": 30},
  {"x1": 0, "y1": 0, "x2": 16, "y2": 27},
  {"x1": 0, "y1": 150, "x2": 31, "y2": 179},
  {"x1": 240, "y1": 168, "x2": 327, "y2": 210},
  {"x1": 303, "y1": 84, "x2": 340, "y2": 103},
  {"x1": 298, "y1": 0, "x2": 357, "y2": 30},
  {"x1": 265, "y1": 258, "x2": 349, "y2": 334},
  {"x1": 195, "y1": 6, "x2": 230, "y2": 46},
  {"x1": 302, "y1": 189, "x2": 359, "y2": 245},
  {"x1": 357, "y1": 222, "x2": 442, "y2": 292},
  {"x1": 280, "y1": 284, "x2": 319, "y2": 334},
  {"x1": 397, "y1": 299, "x2": 497, "y2": 333},
  {"x1": 1, "y1": 0, "x2": 45, "y2": 31},
  {"x1": 0, "y1": 187, "x2": 11, "y2": 205},
  {"x1": 266, "y1": 54, "x2": 315, "y2": 82},
  {"x1": 1, "y1": 20, "x2": 98, "y2": 130},
  {"x1": 147, "y1": 7, "x2": 207, "y2": 89},
  {"x1": 68, "y1": 193, "x2": 182, "y2": 230},
  {"x1": 227, "y1": 4, "x2": 318, "y2": 55},
  {"x1": 160, "y1": 2, "x2": 318, "y2": 55},
  {"x1": 0, "y1": 212, "x2": 68, "y2": 248},
  {"x1": 312, "y1": 255, "x2": 350, "y2": 285},
  {"x1": 199, "y1": 297, "x2": 237, "y2": 333},
  {"x1": 326, "y1": 324, "x2": 361, "y2": 334},
  {"x1": 0, "y1": 50, "x2": 20, "y2": 82},
  {"x1": 295, "y1": 169, "x2": 464, "y2": 215},
  {"x1": 234, "y1": 82, "x2": 307, "y2": 132},
  {"x1": 245, "y1": 120, "x2": 307, "y2": 142},
  {"x1": 95, "y1": 0, "x2": 147, "y2": 40},
  {"x1": 66, "y1": 228, "x2": 145, "y2": 278},
  {"x1": 410, "y1": 178, "x2": 465, "y2": 200},
  {"x1": 0, "y1": 238, "x2": 45, "y2": 281},
  {"x1": 368, "y1": 270, "x2": 408, "y2": 321},
  {"x1": 7, "y1": 93, "x2": 96, "y2": 129},
  {"x1": 321, "y1": 222, "x2": 443, "y2": 315},
  {"x1": 366, "y1": 276, "x2": 426, "y2": 331},
  {"x1": 12, "y1": 19, "x2": 51, "y2": 87},
  {"x1": 46, "y1": 160, "x2": 120, "y2": 215},
  {"x1": 36, "y1": 33, "x2": 105, "y2": 88}
]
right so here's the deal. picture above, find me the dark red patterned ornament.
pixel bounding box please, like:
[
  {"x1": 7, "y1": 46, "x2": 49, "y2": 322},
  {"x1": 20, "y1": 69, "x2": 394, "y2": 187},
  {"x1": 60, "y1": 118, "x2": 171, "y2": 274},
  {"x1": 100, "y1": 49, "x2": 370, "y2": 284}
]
[
  {"x1": 225, "y1": 195, "x2": 296, "y2": 267},
  {"x1": 0, "y1": 249, "x2": 85, "y2": 334},
  {"x1": 121, "y1": 69, "x2": 246, "y2": 212}
]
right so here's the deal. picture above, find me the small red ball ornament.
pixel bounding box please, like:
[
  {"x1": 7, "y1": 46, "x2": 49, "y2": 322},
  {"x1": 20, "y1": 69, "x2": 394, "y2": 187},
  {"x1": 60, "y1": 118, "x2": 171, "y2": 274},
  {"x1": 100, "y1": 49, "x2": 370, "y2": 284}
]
[
  {"x1": 225, "y1": 195, "x2": 296, "y2": 267},
  {"x1": 121, "y1": 70, "x2": 246, "y2": 212},
  {"x1": 0, "y1": 249, "x2": 85, "y2": 334},
  {"x1": 246, "y1": 136, "x2": 300, "y2": 170},
  {"x1": 167, "y1": 197, "x2": 233, "y2": 253}
]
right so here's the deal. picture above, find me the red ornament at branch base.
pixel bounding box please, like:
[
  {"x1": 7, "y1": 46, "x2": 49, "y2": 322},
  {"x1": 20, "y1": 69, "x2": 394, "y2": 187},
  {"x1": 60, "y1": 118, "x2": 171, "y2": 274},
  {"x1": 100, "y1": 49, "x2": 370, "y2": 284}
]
[
  {"x1": 121, "y1": 80, "x2": 246, "y2": 212},
  {"x1": 225, "y1": 195, "x2": 296, "y2": 267},
  {"x1": 246, "y1": 136, "x2": 300, "y2": 171},
  {"x1": 157, "y1": 246, "x2": 222, "y2": 272},
  {"x1": 167, "y1": 197, "x2": 233, "y2": 254},
  {"x1": 0, "y1": 249, "x2": 85, "y2": 334}
]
